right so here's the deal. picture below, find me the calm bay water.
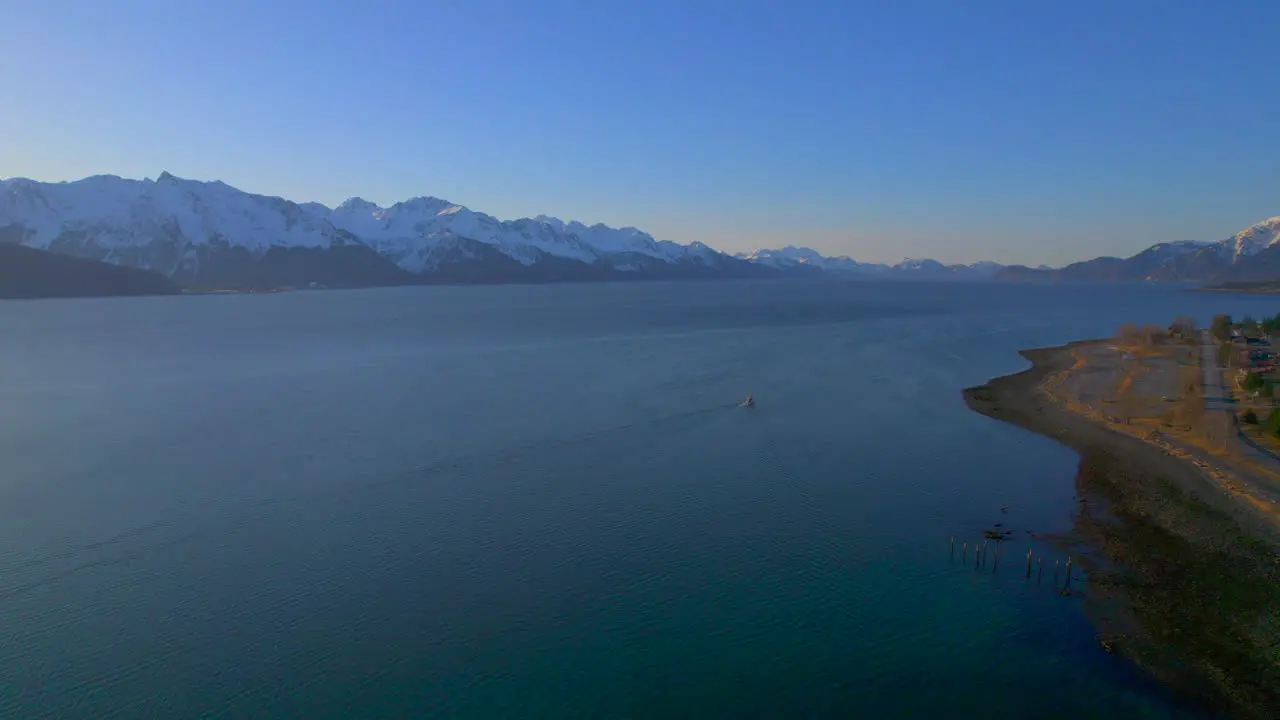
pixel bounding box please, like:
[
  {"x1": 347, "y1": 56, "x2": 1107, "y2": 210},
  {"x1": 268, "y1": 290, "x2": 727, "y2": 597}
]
[{"x1": 0, "y1": 280, "x2": 1272, "y2": 718}]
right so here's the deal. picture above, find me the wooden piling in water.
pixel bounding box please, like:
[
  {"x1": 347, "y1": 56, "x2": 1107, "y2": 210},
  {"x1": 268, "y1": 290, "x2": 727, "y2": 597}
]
[
  {"x1": 950, "y1": 537, "x2": 955, "y2": 559},
  {"x1": 962, "y1": 542, "x2": 968, "y2": 563},
  {"x1": 1054, "y1": 560, "x2": 1060, "y2": 583},
  {"x1": 980, "y1": 541, "x2": 988, "y2": 568},
  {"x1": 1065, "y1": 557, "x2": 1074, "y2": 589},
  {"x1": 1025, "y1": 549, "x2": 1033, "y2": 578},
  {"x1": 1037, "y1": 557, "x2": 1043, "y2": 583}
]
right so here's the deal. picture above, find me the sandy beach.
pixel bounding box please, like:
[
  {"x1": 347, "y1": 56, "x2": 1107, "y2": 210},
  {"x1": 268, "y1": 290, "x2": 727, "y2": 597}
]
[{"x1": 965, "y1": 340, "x2": 1280, "y2": 719}]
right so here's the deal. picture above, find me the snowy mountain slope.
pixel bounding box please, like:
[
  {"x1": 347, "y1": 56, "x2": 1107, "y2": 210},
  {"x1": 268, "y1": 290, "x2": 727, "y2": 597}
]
[
  {"x1": 741, "y1": 222, "x2": 1276, "y2": 283},
  {"x1": 895, "y1": 258, "x2": 1006, "y2": 279},
  {"x1": 1230, "y1": 217, "x2": 1280, "y2": 261},
  {"x1": 323, "y1": 196, "x2": 694, "y2": 273},
  {"x1": 735, "y1": 247, "x2": 1002, "y2": 278},
  {"x1": 0, "y1": 173, "x2": 381, "y2": 287},
  {"x1": 7, "y1": 171, "x2": 1271, "y2": 291},
  {"x1": 734, "y1": 246, "x2": 889, "y2": 274},
  {"x1": 1130, "y1": 220, "x2": 1279, "y2": 280},
  {"x1": 298, "y1": 201, "x2": 332, "y2": 216},
  {"x1": 894, "y1": 258, "x2": 943, "y2": 272},
  {"x1": 0, "y1": 173, "x2": 760, "y2": 287},
  {"x1": 734, "y1": 246, "x2": 816, "y2": 270},
  {"x1": 996, "y1": 218, "x2": 1280, "y2": 282},
  {"x1": 1, "y1": 173, "x2": 350, "y2": 255}
]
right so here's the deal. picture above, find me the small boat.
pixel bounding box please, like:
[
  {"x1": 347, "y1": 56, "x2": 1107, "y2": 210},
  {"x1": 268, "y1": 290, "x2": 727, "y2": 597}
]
[{"x1": 740, "y1": 393, "x2": 755, "y2": 408}]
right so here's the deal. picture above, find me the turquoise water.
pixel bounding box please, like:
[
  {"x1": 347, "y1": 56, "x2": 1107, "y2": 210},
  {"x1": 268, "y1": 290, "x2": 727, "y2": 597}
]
[{"x1": 0, "y1": 280, "x2": 1268, "y2": 718}]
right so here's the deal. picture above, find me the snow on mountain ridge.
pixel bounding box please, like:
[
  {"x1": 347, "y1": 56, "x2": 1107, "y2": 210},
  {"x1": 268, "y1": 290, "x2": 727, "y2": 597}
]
[
  {"x1": 322, "y1": 195, "x2": 694, "y2": 272},
  {"x1": 1, "y1": 172, "x2": 1030, "y2": 283},
  {"x1": 735, "y1": 246, "x2": 1001, "y2": 275},
  {"x1": 895, "y1": 258, "x2": 944, "y2": 271},
  {"x1": 736, "y1": 246, "x2": 867, "y2": 272},
  {"x1": 1131, "y1": 219, "x2": 1280, "y2": 267},
  {"x1": 0, "y1": 173, "x2": 729, "y2": 278},
  {"x1": 0, "y1": 173, "x2": 343, "y2": 272},
  {"x1": 966, "y1": 260, "x2": 1004, "y2": 271},
  {"x1": 1230, "y1": 216, "x2": 1280, "y2": 261}
]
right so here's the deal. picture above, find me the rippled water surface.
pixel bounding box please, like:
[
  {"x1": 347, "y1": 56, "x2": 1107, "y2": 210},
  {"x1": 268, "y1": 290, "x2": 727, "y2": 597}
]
[{"x1": 0, "y1": 280, "x2": 1272, "y2": 718}]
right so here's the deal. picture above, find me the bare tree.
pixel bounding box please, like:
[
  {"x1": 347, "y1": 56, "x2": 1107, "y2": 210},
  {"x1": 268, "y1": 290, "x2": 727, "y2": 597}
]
[
  {"x1": 1140, "y1": 324, "x2": 1165, "y2": 346},
  {"x1": 1117, "y1": 323, "x2": 1141, "y2": 346}
]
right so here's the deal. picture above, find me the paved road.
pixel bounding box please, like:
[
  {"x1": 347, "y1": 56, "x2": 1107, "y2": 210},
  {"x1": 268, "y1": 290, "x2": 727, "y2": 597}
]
[
  {"x1": 1197, "y1": 329, "x2": 1280, "y2": 470},
  {"x1": 1199, "y1": 329, "x2": 1235, "y2": 409}
]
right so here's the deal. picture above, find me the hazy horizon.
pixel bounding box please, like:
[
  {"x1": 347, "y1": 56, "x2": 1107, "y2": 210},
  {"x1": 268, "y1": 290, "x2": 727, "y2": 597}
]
[{"x1": 3, "y1": 0, "x2": 1277, "y2": 266}]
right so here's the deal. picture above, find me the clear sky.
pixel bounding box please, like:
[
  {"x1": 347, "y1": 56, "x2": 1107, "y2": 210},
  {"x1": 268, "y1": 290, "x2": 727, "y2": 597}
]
[{"x1": 2, "y1": 0, "x2": 1277, "y2": 266}]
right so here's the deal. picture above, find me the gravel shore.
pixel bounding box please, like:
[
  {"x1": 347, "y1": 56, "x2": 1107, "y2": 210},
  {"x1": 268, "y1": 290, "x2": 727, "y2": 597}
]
[{"x1": 965, "y1": 341, "x2": 1280, "y2": 719}]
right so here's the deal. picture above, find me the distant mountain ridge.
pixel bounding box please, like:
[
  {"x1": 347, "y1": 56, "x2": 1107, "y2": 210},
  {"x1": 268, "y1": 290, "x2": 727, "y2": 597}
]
[
  {"x1": 1, "y1": 173, "x2": 1002, "y2": 290},
  {"x1": 0, "y1": 244, "x2": 177, "y2": 299},
  {"x1": 0, "y1": 173, "x2": 770, "y2": 289},
  {"x1": 996, "y1": 218, "x2": 1280, "y2": 282},
  {"x1": 732, "y1": 245, "x2": 1004, "y2": 279}
]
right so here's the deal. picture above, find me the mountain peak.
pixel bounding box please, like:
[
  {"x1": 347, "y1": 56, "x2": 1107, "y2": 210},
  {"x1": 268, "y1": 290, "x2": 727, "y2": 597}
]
[
  {"x1": 895, "y1": 258, "x2": 946, "y2": 270},
  {"x1": 732, "y1": 247, "x2": 1011, "y2": 277},
  {"x1": 401, "y1": 195, "x2": 453, "y2": 206},
  {"x1": 336, "y1": 197, "x2": 382, "y2": 213},
  {"x1": 532, "y1": 214, "x2": 566, "y2": 229},
  {"x1": 1, "y1": 170, "x2": 1158, "y2": 288},
  {"x1": 1231, "y1": 216, "x2": 1280, "y2": 260},
  {"x1": 150, "y1": 172, "x2": 234, "y2": 194},
  {"x1": 389, "y1": 196, "x2": 458, "y2": 217}
]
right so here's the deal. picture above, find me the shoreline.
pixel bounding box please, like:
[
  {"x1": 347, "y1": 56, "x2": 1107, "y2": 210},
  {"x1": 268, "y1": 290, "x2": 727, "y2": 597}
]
[
  {"x1": 964, "y1": 341, "x2": 1280, "y2": 719},
  {"x1": 1191, "y1": 281, "x2": 1280, "y2": 295},
  {"x1": 1192, "y1": 288, "x2": 1280, "y2": 295}
]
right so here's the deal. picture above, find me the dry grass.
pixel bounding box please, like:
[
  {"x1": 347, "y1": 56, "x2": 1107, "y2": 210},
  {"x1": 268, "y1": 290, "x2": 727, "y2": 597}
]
[
  {"x1": 1040, "y1": 338, "x2": 1280, "y2": 526},
  {"x1": 964, "y1": 339, "x2": 1280, "y2": 719}
]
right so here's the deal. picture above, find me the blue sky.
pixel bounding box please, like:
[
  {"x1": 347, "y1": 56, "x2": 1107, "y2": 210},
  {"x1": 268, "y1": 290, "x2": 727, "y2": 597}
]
[{"x1": 2, "y1": 0, "x2": 1277, "y2": 266}]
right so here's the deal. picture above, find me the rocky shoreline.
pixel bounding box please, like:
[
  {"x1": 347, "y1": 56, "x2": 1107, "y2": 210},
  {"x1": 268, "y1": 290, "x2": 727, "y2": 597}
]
[{"x1": 965, "y1": 342, "x2": 1280, "y2": 720}]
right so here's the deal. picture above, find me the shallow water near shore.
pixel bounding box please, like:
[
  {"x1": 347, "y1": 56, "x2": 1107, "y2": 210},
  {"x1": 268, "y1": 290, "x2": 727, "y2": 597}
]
[{"x1": 0, "y1": 280, "x2": 1273, "y2": 717}]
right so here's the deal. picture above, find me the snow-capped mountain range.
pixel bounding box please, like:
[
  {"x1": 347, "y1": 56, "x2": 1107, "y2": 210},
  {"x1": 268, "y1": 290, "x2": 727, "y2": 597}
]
[
  {"x1": 323, "y1": 195, "x2": 717, "y2": 273},
  {"x1": 5, "y1": 171, "x2": 1269, "y2": 289},
  {"x1": 1230, "y1": 218, "x2": 1280, "y2": 260},
  {"x1": 997, "y1": 217, "x2": 1280, "y2": 282},
  {"x1": 734, "y1": 246, "x2": 1003, "y2": 279},
  {"x1": 0, "y1": 172, "x2": 749, "y2": 287},
  {"x1": 0, "y1": 172, "x2": 1001, "y2": 289}
]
